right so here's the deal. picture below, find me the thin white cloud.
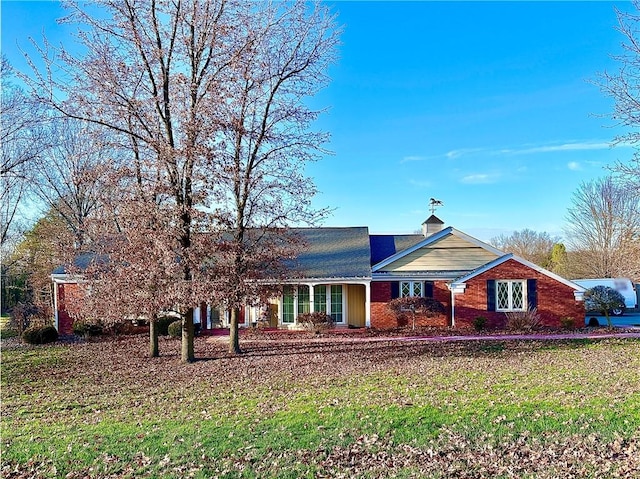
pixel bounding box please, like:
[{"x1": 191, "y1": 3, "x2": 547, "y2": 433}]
[
  {"x1": 445, "y1": 147, "x2": 486, "y2": 159},
  {"x1": 460, "y1": 173, "x2": 500, "y2": 184},
  {"x1": 567, "y1": 161, "x2": 581, "y2": 171},
  {"x1": 403, "y1": 140, "x2": 625, "y2": 164},
  {"x1": 507, "y1": 141, "x2": 611, "y2": 156},
  {"x1": 401, "y1": 155, "x2": 428, "y2": 163}
]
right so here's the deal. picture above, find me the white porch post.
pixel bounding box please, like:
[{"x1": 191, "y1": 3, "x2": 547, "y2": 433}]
[
  {"x1": 365, "y1": 281, "x2": 371, "y2": 327},
  {"x1": 194, "y1": 305, "x2": 201, "y2": 324},
  {"x1": 53, "y1": 281, "x2": 59, "y2": 331},
  {"x1": 308, "y1": 284, "x2": 315, "y2": 313},
  {"x1": 206, "y1": 304, "x2": 212, "y2": 329}
]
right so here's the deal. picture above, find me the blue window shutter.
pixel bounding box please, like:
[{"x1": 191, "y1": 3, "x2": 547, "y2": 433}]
[
  {"x1": 527, "y1": 279, "x2": 537, "y2": 309},
  {"x1": 424, "y1": 281, "x2": 434, "y2": 298},
  {"x1": 390, "y1": 282, "x2": 399, "y2": 299},
  {"x1": 487, "y1": 280, "x2": 496, "y2": 311}
]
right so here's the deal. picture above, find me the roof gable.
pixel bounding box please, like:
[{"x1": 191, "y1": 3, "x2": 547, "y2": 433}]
[
  {"x1": 372, "y1": 227, "x2": 503, "y2": 273},
  {"x1": 452, "y1": 253, "x2": 586, "y2": 292}
]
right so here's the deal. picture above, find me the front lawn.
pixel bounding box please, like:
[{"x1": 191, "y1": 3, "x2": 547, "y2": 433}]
[{"x1": 1, "y1": 335, "x2": 639, "y2": 478}]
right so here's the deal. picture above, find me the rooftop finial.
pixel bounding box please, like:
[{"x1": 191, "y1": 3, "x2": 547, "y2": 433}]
[{"x1": 429, "y1": 197, "x2": 443, "y2": 215}]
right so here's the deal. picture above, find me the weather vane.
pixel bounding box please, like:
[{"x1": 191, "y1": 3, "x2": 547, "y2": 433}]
[{"x1": 429, "y1": 197, "x2": 443, "y2": 215}]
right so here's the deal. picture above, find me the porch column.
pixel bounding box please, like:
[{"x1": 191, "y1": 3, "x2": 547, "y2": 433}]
[
  {"x1": 308, "y1": 284, "x2": 315, "y2": 313},
  {"x1": 365, "y1": 281, "x2": 371, "y2": 327},
  {"x1": 206, "y1": 304, "x2": 212, "y2": 329},
  {"x1": 53, "y1": 282, "x2": 59, "y2": 331}
]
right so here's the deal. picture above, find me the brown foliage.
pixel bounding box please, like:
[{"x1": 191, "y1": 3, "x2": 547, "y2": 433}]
[{"x1": 505, "y1": 308, "x2": 542, "y2": 331}]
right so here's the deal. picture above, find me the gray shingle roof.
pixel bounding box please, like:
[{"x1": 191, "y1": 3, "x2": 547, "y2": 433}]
[
  {"x1": 52, "y1": 253, "x2": 107, "y2": 275},
  {"x1": 290, "y1": 227, "x2": 372, "y2": 279},
  {"x1": 53, "y1": 228, "x2": 405, "y2": 281}
]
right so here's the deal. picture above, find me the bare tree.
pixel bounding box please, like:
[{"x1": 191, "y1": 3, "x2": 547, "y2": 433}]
[
  {"x1": 210, "y1": 1, "x2": 338, "y2": 353},
  {"x1": 490, "y1": 229, "x2": 558, "y2": 269},
  {"x1": 596, "y1": 2, "x2": 640, "y2": 192},
  {"x1": 31, "y1": 118, "x2": 116, "y2": 251},
  {"x1": 564, "y1": 176, "x2": 640, "y2": 279},
  {"x1": 24, "y1": 0, "x2": 338, "y2": 360},
  {"x1": 0, "y1": 57, "x2": 48, "y2": 253}
]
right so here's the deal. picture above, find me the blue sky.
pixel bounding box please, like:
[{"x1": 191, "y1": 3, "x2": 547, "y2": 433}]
[{"x1": 2, "y1": 1, "x2": 634, "y2": 241}]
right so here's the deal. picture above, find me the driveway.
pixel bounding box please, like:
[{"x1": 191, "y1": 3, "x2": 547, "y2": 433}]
[{"x1": 585, "y1": 311, "x2": 640, "y2": 328}]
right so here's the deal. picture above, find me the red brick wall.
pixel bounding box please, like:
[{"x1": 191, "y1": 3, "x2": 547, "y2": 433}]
[
  {"x1": 56, "y1": 283, "x2": 80, "y2": 335},
  {"x1": 454, "y1": 259, "x2": 585, "y2": 329},
  {"x1": 371, "y1": 282, "x2": 395, "y2": 329},
  {"x1": 370, "y1": 281, "x2": 450, "y2": 329}
]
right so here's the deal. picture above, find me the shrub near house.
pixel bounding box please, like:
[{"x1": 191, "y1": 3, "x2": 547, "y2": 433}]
[{"x1": 584, "y1": 286, "x2": 626, "y2": 327}]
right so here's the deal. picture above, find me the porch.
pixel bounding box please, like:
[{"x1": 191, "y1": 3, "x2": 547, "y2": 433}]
[{"x1": 195, "y1": 281, "x2": 371, "y2": 331}]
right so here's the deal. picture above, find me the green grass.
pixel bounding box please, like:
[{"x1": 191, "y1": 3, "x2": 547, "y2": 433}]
[
  {"x1": 1, "y1": 336, "x2": 639, "y2": 478},
  {"x1": 0, "y1": 315, "x2": 18, "y2": 339}
]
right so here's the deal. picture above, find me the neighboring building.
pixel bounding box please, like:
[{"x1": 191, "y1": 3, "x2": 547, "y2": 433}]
[{"x1": 52, "y1": 217, "x2": 586, "y2": 334}]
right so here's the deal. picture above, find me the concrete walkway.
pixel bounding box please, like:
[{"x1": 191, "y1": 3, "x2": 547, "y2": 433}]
[{"x1": 388, "y1": 331, "x2": 640, "y2": 343}]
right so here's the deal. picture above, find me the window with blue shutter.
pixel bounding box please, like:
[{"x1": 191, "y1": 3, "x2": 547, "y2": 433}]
[
  {"x1": 424, "y1": 281, "x2": 434, "y2": 298},
  {"x1": 390, "y1": 282, "x2": 399, "y2": 299},
  {"x1": 487, "y1": 280, "x2": 496, "y2": 311},
  {"x1": 527, "y1": 279, "x2": 537, "y2": 309}
]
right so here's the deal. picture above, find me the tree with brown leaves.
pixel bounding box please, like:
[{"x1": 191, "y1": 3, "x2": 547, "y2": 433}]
[{"x1": 24, "y1": 0, "x2": 338, "y2": 360}]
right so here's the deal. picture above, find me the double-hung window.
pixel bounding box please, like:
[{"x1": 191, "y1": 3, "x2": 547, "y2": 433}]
[
  {"x1": 400, "y1": 281, "x2": 423, "y2": 298},
  {"x1": 314, "y1": 285, "x2": 327, "y2": 313},
  {"x1": 282, "y1": 286, "x2": 295, "y2": 323},
  {"x1": 496, "y1": 280, "x2": 526, "y2": 311},
  {"x1": 297, "y1": 285, "x2": 310, "y2": 316},
  {"x1": 330, "y1": 285, "x2": 343, "y2": 323}
]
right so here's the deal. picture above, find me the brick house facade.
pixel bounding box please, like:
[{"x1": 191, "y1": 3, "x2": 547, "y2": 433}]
[
  {"x1": 52, "y1": 219, "x2": 586, "y2": 333},
  {"x1": 450, "y1": 257, "x2": 585, "y2": 329}
]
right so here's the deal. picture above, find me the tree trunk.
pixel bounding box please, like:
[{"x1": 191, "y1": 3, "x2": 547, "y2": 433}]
[
  {"x1": 181, "y1": 308, "x2": 195, "y2": 363},
  {"x1": 149, "y1": 317, "x2": 159, "y2": 358},
  {"x1": 229, "y1": 307, "x2": 241, "y2": 354}
]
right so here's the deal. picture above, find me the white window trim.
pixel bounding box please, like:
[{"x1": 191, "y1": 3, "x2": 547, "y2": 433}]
[
  {"x1": 329, "y1": 284, "x2": 346, "y2": 324},
  {"x1": 496, "y1": 280, "x2": 527, "y2": 312},
  {"x1": 280, "y1": 284, "x2": 347, "y2": 325},
  {"x1": 400, "y1": 281, "x2": 423, "y2": 298},
  {"x1": 281, "y1": 286, "x2": 296, "y2": 324}
]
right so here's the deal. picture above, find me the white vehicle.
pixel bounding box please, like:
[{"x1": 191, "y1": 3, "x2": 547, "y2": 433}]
[{"x1": 574, "y1": 278, "x2": 637, "y2": 316}]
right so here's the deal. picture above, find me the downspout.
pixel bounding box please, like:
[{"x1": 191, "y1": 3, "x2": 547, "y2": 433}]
[
  {"x1": 447, "y1": 282, "x2": 466, "y2": 329},
  {"x1": 451, "y1": 289, "x2": 455, "y2": 328}
]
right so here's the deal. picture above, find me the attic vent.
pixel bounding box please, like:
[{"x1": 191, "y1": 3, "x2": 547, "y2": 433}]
[{"x1": 421, "y1": 214, "x2": 444, "y2": 237}]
